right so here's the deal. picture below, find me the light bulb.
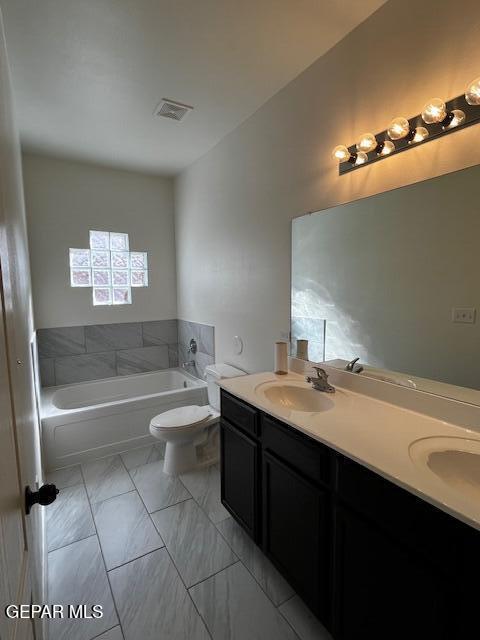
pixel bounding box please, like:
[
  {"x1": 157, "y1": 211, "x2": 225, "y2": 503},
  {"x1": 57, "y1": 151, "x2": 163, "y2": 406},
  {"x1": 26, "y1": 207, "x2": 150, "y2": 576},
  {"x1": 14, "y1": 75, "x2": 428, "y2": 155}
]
[
  {"x1": 421, "y1": 98, "x2": 447, "y2": 124},
  {"x1": 378, "y1": 140, "x2": 395, "y2": 156},
  {"x1": 332, "y1": 145, "x2": 351, "y2": 162},
  {"x1": 465, "y1": 77, "x2": 480, "y2": 106},
  {"x1": 445, "y1": 109, "x2": 466, "y2": 129},
  {"x1": 387, "y1": 117, "x2": 411, "y2": 140},
  {"x1": 354, "y1": 152, "x2": 368, "y2": 166},
  {"x1": 356, "y1": 133, "x2": 377, "y2": 153},
  {"x1": 410, "y1": 127, "x2": 429, "y2": 144}
]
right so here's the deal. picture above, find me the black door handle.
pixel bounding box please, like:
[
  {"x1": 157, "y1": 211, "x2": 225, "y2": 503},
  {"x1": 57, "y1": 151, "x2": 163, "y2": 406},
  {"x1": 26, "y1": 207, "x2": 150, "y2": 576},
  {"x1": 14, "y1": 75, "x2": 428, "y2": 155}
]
[{"x1": 25, "y1": 484, "x2": 59, "y2": 515}]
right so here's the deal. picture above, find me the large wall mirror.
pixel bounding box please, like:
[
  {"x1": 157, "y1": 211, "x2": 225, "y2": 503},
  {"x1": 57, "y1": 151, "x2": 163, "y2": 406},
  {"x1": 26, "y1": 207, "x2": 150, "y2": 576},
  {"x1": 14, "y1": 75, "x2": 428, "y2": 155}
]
[{"x1": 291, "y1": 164, "x2": 480, "y2": 405}]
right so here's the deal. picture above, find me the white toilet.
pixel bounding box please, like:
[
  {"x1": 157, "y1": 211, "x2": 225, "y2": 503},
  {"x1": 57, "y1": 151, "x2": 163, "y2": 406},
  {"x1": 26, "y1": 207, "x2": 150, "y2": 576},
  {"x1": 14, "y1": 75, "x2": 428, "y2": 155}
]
[{"x1": 149, "y1": 363, "x2": 245, "y2": 475}]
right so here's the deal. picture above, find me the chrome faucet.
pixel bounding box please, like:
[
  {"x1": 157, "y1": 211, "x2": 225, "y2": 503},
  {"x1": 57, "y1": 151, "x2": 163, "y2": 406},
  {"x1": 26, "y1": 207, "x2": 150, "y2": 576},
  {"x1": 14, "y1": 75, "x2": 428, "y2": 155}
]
[
  {"x1": 182, "y1": 360, "x2": 195, "y2": 369},
  {"x1": 306, "y1": 366, "x2": 335, "y2": 393},
  {"x1": 345, "y1": 357, "x2": 364, "y2": 374}
]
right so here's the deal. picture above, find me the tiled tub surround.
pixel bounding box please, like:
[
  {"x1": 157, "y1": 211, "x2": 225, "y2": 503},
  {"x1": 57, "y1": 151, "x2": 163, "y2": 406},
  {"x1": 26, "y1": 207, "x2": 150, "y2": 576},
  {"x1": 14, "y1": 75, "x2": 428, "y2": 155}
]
[
  {"x1": 46, "y1": 449, "x2": 331, "y2": 640},
  {"x1": 38, "y1": 319, "x2": 214, "y2": 386},
  {"x1": 177, "y1": 319, "x2": 215, "y2": 379}
]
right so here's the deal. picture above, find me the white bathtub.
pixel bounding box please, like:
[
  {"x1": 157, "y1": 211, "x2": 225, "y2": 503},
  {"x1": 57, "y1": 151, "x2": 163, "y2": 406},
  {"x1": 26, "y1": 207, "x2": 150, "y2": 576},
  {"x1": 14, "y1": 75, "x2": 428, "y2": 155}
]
[{"x1": 41, "y1": 368, "x2": 208, "y2": 470}]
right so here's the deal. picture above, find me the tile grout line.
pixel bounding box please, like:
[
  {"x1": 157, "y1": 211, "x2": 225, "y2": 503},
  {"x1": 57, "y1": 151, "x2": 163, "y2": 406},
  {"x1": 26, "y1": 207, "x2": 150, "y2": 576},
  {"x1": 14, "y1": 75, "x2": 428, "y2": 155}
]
[
  {"x1": 48, "y1": 532, "x2": 98, "y2": 556},
  {"x1": 123, "y1": 459, "x2": 215, "y2": 640},
  {"x1": 276, "y1": 600, "x2": 305, "y2": 640},
  {"x1": 106, "y1": 544, "x2": 167, "y2": 573},
  {"x1": 46, "y1": 480, "x2": 96, "y2": 554},
  {"x1": 90, "y1": 624, "x2": 122, "y2": 640},
  {"x1": 57, "y1": 451, "x2": 301, "y2": 639},
  {"x1": 147, "y1": 495, "x2": 192, "y2": 515},
  {"x1": 185, "y1": 560, "x2": 241, "y2": 640},
  {"x1": 124, "y1": 453, "x2": 193, "y2": 513},
  {"x1": 178, "y1": 462, "x2": 299, "y2": 613},
  {"x1": 79, "y1": 462, "x2": 125, "y2": 640},
  {"x1": 146, "y1": 498, "x2": 240, "y2": 590},
  {"x1": 214, "y1": 518, "x2": 296, "y2": 611},
  {"x1": 278, "y1": 593, "x2": 297, "y2": 609},
  {"x1": 186, "y1": 558, "x2": 240, "y2": 591},
  {"x1": 88, "y1": 484, "x2": 166, "y2": 572},
  {"x1": 147, "y1": 461, "x2": 296, "y2": 633},
  {"x1": 89, "y1": 487, "x2": 137, "y2": 506},
  {"x1": 87, "y1": 486, "x2": 137, "y2": 506}
]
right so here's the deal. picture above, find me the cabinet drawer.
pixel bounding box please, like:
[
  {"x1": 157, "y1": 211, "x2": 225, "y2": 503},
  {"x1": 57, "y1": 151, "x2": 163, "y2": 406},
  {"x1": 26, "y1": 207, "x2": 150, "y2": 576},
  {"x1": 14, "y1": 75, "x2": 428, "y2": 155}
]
[
  {"x1": 336, "y1": 454, "x2": 480, "y2": 578},
  {"x1": 221, "y1": 390, "x2": 258, "y2": 437},
  {"x1": 261, "y1": 414, "x2": 331, "y2": 486}
]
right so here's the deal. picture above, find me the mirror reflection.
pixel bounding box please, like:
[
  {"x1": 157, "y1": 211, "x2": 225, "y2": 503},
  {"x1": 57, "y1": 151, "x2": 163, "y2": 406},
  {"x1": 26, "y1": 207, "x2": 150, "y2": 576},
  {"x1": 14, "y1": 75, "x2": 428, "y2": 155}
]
[{"x1": 291, "y1": 164, "x2": 480, "y2": 404}]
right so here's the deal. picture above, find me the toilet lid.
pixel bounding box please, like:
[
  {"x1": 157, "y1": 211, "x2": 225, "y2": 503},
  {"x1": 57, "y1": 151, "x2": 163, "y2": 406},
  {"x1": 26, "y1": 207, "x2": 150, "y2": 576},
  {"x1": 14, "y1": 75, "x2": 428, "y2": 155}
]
[{"x1": 150, "y1": 405, "x2": 212, "y2": 430}]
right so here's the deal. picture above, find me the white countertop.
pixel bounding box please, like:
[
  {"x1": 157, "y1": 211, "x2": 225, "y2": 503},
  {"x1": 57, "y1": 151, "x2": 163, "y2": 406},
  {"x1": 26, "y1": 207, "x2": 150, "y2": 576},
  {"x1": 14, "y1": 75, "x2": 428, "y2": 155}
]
[{"x1": 220, "y1": 371, "x2": 480, "y2": 532}]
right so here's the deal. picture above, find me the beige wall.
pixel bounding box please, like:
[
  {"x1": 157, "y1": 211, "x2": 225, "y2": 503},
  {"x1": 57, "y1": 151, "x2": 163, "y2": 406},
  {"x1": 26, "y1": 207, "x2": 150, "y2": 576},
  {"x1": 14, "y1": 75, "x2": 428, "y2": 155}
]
[
  {"x1": 174, "y1": 0, "x2": 480, "y2": 373},
  {"x1": 23, "y1": 153, "x2": 177, "y2": 328}
]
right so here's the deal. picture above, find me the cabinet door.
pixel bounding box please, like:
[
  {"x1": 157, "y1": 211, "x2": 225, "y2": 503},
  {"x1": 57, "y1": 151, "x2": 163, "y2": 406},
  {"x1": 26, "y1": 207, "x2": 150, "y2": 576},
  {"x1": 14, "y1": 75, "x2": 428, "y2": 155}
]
[
  {"x1": 263, "y1": 451, "x2": 330, "y2": 621},
  {"x1": 333, "y1": 506, "x2": 454, "y2": 640},
  {"x1": 220, "y1": 419, "x2": 259, "y2": 541}
]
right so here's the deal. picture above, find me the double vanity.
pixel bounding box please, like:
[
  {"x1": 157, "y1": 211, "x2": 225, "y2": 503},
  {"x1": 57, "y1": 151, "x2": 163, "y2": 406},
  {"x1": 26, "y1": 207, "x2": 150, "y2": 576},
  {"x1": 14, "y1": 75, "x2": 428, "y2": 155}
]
[{"x1": 219, "y1": 366, "x2": 480, "y2": 639}]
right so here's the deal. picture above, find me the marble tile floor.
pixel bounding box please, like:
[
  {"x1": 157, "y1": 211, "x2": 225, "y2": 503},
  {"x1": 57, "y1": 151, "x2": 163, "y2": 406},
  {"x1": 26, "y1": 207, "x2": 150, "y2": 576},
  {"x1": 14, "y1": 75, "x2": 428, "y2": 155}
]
[{"x1": 46, "y1": 444, "x2": 332, "y2": 640}]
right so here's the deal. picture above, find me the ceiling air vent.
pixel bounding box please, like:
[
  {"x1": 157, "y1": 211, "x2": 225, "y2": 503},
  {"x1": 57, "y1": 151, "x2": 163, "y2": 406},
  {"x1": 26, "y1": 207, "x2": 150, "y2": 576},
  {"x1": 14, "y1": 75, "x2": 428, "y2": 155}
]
[{"x1": 154, "y1": 99, "x2": 193, "y2": 122}]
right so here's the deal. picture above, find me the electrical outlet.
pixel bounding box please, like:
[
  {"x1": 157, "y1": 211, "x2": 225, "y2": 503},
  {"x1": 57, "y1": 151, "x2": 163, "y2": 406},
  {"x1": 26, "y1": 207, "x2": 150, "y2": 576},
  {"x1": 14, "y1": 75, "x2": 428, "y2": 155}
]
[{"x1": 452, "y1": 307, "x2": 476, "y2": 324}]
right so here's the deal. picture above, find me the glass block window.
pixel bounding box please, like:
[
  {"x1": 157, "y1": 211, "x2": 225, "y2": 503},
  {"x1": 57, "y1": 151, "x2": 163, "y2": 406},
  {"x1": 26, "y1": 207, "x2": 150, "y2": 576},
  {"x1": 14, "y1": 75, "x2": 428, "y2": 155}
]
[
  {"x1": 70, "y1": 248, "x2": 91, "y2": 268},
  {"x1": 131, "y1": 270, "x2": 148, "y2": 287},
  {"x1": 111, "y1": 251, "x2": 130, "y2": 269},
  {"x1": 91, "y1": 250, "x2": 110, "y2": 268},
  {"x1": 70, "y1": 231, "x2": 148, "y2": 305},
  {"x1": 89, "y1": 230, "x2": 110, "y2": 250},
  {"x1": 93, "y1": 287, "x2": 112, "y2": 306},
  {"x1": 112, "y1": 270, "x2": 129, "y2": 286},
  {"x1": 70, "y1": 268, "x2": 92, "y2": 287}
]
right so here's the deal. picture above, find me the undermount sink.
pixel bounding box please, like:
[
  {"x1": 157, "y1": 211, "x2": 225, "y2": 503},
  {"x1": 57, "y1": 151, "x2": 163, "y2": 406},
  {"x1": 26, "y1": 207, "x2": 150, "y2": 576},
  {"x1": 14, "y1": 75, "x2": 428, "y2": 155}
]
[
  {"x1": 254, "y1": 380, "x2": 335, "y2": 413},
  {"x1": 409, "y1": 436, "x2": 480, "y2": 501}
]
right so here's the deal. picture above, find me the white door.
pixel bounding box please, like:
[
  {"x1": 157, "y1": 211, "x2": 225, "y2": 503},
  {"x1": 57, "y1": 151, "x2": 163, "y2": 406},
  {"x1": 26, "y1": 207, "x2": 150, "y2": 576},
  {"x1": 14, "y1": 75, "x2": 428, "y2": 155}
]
[
  {"x1": 0, "y1": 283, "x2": 35, "y2": 640},
  {"x1": 0, "y1": 8, "x2": 47, "y2": 640}
]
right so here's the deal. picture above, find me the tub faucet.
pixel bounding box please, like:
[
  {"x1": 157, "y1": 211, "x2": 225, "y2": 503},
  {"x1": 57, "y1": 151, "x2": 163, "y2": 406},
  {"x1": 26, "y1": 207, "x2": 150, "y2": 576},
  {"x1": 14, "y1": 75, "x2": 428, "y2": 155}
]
[
  {"x1": 345, "y1": 357, "x2": 364, "y2": 374},
  {"x1": 306, "y1": 367, "x2": 335, "y2": 393},
  {"x1": 182, "y1": 360, "x2": 195, "y2": 369}
]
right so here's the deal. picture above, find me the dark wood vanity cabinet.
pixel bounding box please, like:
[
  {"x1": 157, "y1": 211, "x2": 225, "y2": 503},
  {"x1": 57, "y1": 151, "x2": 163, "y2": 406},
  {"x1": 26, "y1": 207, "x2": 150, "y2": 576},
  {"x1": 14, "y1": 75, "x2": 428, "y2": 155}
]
[
  {"x1": 332, "y1": 506, "x2": 454, "y2": 639},
  {"x1": 262, "y1": 450, "x2": 330, "y2": 619},
  {"x1": 220, "y1": 418, "x2": 260, "y2": 542},
  {"x1": 220, "y1": 389, "x2": 479, "y2": 638}
]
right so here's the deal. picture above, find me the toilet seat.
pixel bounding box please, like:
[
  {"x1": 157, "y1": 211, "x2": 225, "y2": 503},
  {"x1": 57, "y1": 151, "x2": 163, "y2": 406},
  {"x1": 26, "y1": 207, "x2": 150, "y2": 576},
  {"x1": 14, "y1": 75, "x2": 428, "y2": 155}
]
[{"x1": 150, "y1": 405, "x2": 212, "y2": 432}]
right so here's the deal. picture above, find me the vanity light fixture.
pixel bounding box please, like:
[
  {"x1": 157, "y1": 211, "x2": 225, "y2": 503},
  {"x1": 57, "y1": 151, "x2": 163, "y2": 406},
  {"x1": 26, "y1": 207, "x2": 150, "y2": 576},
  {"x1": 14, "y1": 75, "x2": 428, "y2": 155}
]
[
  {"x1": 409, "y1": 126, "x2": 429, "y2": 144},
  {"x1": 376, "y1": 140, "x2": 395, "y2": 156},
  {"x1": 354, "y1": 152, "x2": 368, "y2": 166},
  {"x1": 422, "y1": 99, "x2": 466, "y2": 129},
  {"x1": 333, "y1": 74, "x2": 480, "y2": 174},
  {"x1": 421, "y1": 98, "x2": 447, "y2": 124},
  {"x1": 356, "y1": 133, "x2": 377, "y2": 153},
  {"x1": 465, "y1": 77, "x2": 480, "y2": 105},
  {"x1": 387, "y1": 117, "x2": 412, "y2": 141},
  {"x1": 445, "y1": 109, "x2": 466, "y2": 129},
  {"x1": 332, "y1": 145, "x2": 352, "y2": 162}
]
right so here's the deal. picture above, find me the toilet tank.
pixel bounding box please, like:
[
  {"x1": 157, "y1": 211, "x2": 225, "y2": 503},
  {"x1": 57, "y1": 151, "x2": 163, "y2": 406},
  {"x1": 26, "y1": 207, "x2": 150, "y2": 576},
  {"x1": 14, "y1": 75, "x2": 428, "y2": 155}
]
[{"x1": 205, "y1": 363, "x2": 246, "y2": 410}]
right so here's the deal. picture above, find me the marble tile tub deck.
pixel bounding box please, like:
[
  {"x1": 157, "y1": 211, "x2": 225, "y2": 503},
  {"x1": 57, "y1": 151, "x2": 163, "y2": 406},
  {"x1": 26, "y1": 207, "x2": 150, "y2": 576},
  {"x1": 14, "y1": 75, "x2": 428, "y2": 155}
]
[{"x1": 47, "y1": 445, "x2": 332, "y2": 640}]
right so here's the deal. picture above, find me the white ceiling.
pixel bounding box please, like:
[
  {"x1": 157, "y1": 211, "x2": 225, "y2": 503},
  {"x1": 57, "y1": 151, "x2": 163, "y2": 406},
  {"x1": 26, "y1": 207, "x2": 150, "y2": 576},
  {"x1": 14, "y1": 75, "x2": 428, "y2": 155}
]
[{"x1": 1, "y1": 0, "x2": 386, "y2": 175}]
